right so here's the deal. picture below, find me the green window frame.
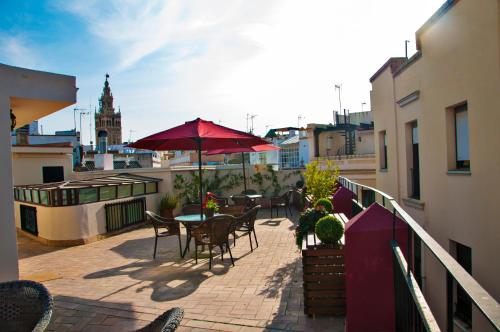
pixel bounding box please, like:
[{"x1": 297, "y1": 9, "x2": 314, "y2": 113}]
[
  {"x1": 100, "y1": 186, "x2": 117, "y2": 201},
  {"x1": 79, "y1": 187, "x2": 98, "y2": 204},
  {"x1": 117, "y1": 184, "x2": 132, "y2": 198},
  {"x1": 133, "y1": 183, "x2": 145, "y2": 196}
]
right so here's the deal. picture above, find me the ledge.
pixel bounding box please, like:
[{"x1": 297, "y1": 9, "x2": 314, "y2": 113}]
[
  {"x1": 402, "y1": 197, "x2": 425, "y2": 210},
  {"x1": 379, "y1": 168, "x2": 388, "y2": 173},
  {"x1": 447, "y1": 170, "x2": 471, "y2": 176}
]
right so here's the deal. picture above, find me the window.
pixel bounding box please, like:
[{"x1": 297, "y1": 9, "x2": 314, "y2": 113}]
[
  {"x1": 379, "y1": 131, "x2": 388, "y2": 170},
  {"x1": 280, "y1": 147, "x2": 299, "y2": 169},
  {"x1": 145, "y1": 182, "x2": 157, "y2": 194},
  {"x1": 79, "y1": 188, "x2": 98, "y2": 204},
  {"x1": 20, "y1": 205, "x2": 38, "y2": 236},
  {"x1": 133, "y1": 183, "x2": 145, "y2": 196},
  {"x1": 100, "y1": 186, "x2": 117, "y2": 201},
  {"x1": 455, "y1": 104, "x2": 470, "y2": 170},
  {"x1": 39, "y1": 191, "x2": 49, "y2": 205},
  {"x1": 42, "y1": 166, "x2": 64, "y2": 183},
  {"x1": 361, "y1": 189, "x2": 375, "y2": 207},
  {"x1": 118, "y1": 184, "x2": 132, "y2": 198},
  {"x1": 452, "y1": 241, "x2": 472, "y2": 327},
  {"x1": 409, "y1": 122, "x2": 420, "y2": 199}
]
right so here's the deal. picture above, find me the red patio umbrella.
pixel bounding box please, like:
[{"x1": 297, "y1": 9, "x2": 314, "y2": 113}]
[
  {"x1": 204, "y1": 144, "x2": 280, "y2": 192},
  {"x1": 128, "y1": 118, "x2": 269, "y2": 218}
]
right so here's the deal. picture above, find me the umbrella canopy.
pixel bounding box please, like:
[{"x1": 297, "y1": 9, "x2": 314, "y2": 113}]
[
  {"x1": 128, "y1": 118, "x2": 268, "y2": 151},
  {"x1": 128, "y1": 118, "x2": 269, "y2": 219},
  {"x1": 203, "y1": 144, "x2": 279, "y2": 156},
  {"x1": 203, "y1": 144, "x2": 280, "y2": 192}
]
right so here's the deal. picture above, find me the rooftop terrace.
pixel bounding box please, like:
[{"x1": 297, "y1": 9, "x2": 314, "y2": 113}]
[{"x1": 19, "y1": 210, "x2": 343, "y2": 332}]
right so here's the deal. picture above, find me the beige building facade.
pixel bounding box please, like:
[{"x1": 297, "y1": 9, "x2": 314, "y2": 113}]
[
  {"x1": 370, "y1": 0, "x2": 499, "y2": 330},
  {"x1": 0, "y1": 63, "x2": 76, "y2": 281}
]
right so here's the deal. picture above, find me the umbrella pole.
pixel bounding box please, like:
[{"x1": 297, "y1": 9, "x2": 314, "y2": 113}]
[
  {"x1": 197, "y1": 139, "x2": 203, "y2": 220},
  {"x1": 241, "y1": 152, "x2": 247, "y2": 192}
]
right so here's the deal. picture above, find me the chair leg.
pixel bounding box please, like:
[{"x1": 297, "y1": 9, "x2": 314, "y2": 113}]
[
  {"x1": 195, "y1": 244, "x2": 198, "y2": 264},
  {"x1": 284, "y1": 205, "x2": 288, "y2": 218},
  {"x1": 209, "y1": 246, "x2": 213, "y2": 269},
  {"x1": 288, "y1": 205, "x2": 293, "y2": 217},
  {"x1": 220, "y1": 245, "x2": 224, "y2": 261},
  {"x1": 270, "y1": 206, "x2": 272, "y2": 219},
  {"x1": 227, "y1": 242, "x2": 235, "y2": 266},
  {"x1": 248, "y1": 232, "x2": 253, "y2": 252},
  {"x1": 253, "y1": 229, "x2": 259, "y2": 248},
  {"x1": 153, "y1": 236, "x2": 158, "y2": 259},
  {"x1": 177, "y1": 235, "x2": 183, "y2": 258},
  {"x1": 233, "y1": 231, "x2": 237, "y2": 247}
]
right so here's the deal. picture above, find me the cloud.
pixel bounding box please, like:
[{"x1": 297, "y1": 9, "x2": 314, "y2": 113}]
[{"x1": 0, "y1": 34, "x2": 39, "y2": 68}]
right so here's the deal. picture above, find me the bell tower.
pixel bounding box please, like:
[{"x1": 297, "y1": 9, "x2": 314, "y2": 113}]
[{"x1": 95, "y1": 74, "x2": 122, "y2": 153}]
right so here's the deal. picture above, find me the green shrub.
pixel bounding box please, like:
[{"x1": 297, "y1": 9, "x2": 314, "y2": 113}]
[
  {"x1": 314, "y1": 198, "x2": 333, "y2": 213},
  {"x1": 303, "y1": 160, "x2": 339, "y2": 202},
  {"x1": 205, "y1": 199, "x2": 219, "y2": 212},
  {"x1": 315, "y1": 215, "x2": 344, "y2": 244},
  {"x1": 160, "y1": 193, "x2": 178, "y2": 210},
  {"x1": 295, "y1": 208, "x2": 328, "y2": 247}
]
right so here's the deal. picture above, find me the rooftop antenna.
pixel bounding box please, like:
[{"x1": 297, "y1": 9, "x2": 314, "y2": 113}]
[
  {"x1": 334, "y1": 84, "x2": 342, "y2": 124},
  {"x1": 405, "y1": 40, "x2": 410, "y2": 59},
  {"x1": 297, "y1": 114, "x2": 304, "y2": 128},
  {"x1": 128, "y1": 129, "x2": 136, "y2": 143},
  {"x1": 361, "y1": 102, "x2": 367, "y2": 112}
]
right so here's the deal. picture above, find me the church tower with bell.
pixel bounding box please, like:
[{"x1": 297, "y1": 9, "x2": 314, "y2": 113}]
[{"x1": 95, "y1": 74, "x2": 122, "y2": 153}]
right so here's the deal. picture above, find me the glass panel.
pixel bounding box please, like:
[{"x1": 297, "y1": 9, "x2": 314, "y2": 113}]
[
  {"x1": 456, "y1": 107, "x2": 469, "y2": 162},
  {"x1": 412, "y1": 123, "x2": 419, "y2": 144},
  {"x1": 25, "y1": 189, "x2": 32, "y2": 202},
  {"x1": 19, "y1": 189, "x2": 25, "y2": 201},
  {"x1": 133, "y1": 183, "x2": 145, "y2": 196},
  {"x1": 32, "y1": 190, "x2": 40, "y2": 204},
  {"x1": 117, "y1": 185, "x2": 131, "y2": 198},
  {"x1": 79, "y1": 187, "x2": 98, "y2": 204},
  {"x1": 62, "y1": 190, "x2": 68, "y2": 205},
  {"x1": 100, "y1": 186, "x2": 117, "y2": 201},
  {"x1": 40, "y1": 191, "x2": 49, "y2": 205},
  {"x1": 145, "y1": 182, "x2": 157, "y2": 194}
]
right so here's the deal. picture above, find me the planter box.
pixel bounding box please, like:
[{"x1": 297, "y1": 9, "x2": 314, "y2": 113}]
[{"x1": 301, "y1": 213, "x2": 347, "y2": 316}]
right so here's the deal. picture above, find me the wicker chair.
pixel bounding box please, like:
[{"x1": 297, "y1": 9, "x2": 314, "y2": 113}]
[
  {"x1": 231, "y1": 195, "x2": 255, "y2": 210},
  {"x1": 0, "y1": 280, "x2": 53, "y2": 332},
  {"x1": 270, "y1": 190, "x2": 293, "y2": 218},
  {"x1": 136, "y1": 307, "x2": 184, "y2": 332},
  {"x1": 219, "y1": 205, "x2": 245, "y2": 217},
  {"x1": 191, "y1": 215, "x2": 236, "y2": 269},
  {"x1": 211, "y1": 195, "x2": 229, "y2": 207},
  {"x1": 232, "y1": 205, "x2": 261, "y2": 251},
  {"x1": 146, "y1": 211, "x2": 182, "y2": 259}
]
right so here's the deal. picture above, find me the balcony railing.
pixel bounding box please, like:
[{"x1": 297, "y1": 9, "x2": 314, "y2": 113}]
[{"x1": 338, "y1": 176, "x2": 500, "y2": 332}]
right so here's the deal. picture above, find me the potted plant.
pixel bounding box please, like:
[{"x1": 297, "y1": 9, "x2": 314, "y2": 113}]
[
  {"x1": 204, "y1": 199, "x2": 219, "y2": 218},
  {"x1": 160, "y1": 193, "x2": 178, "y2": 218},
  {"x1": 314, "y1": 198, "x2": 333, "y2": 213},
  {"x1": 301, "y1": 211, "x2": 346, "y2": 316}
]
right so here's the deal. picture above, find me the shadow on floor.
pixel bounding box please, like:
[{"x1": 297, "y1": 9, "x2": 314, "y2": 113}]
[{"x1": 17, "y1": 233, "x2": 68, "y2": 260}]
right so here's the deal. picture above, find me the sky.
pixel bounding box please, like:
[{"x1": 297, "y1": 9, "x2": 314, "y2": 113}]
[{"x1": 0, "y1": 0, "x2": 444, "y2": 144}]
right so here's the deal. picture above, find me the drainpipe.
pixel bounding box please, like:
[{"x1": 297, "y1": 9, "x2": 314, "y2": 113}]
[{"x1": 392, "y1": 76, "x2": 401, "y2": 201}]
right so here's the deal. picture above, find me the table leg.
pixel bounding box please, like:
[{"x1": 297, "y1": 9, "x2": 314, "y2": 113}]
[{"x1": 182, "y1": 226, "x2": 192, "y2": 258}]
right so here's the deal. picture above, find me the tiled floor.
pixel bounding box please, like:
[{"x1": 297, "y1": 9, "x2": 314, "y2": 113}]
[{"x1": 18, "y1": 210, "x2": 344, "y2": 331}]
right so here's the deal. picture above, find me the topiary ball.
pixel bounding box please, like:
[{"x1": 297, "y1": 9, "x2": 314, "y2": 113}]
[
  {"x1": 314, "y1": 198, "x2": 333, "y2": 213},
  {"x1": 315, "y1": 215, "x2": 344, "y2": 244}
]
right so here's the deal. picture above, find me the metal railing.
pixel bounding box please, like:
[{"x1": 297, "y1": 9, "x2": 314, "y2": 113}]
[
  {"x1": 105, "y1": 197, "x2": 146, "y2": 232},
  {"x1": 338, "y1": 176, "x2": 500, "y2": 332}
]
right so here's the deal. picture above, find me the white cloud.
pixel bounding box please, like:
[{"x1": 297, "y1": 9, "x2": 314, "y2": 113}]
[
  {"x1": 47, "y1": 0, "x2": 444, "y2": 143},
  {"x1": 0, "y1": 34, "x2": 39, "y2": 69}
]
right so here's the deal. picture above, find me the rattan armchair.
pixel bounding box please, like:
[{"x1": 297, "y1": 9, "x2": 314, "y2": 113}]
[
  {"x1": 231, "y1": 195, "x2": 256, "y2": 210},
  {"x1": 232, "y1": 205, "x2": 261, "y2": 251},
  {"x1": 0, "y1": 280, "x2": 53, "y2": 332},
  {"x1": 191, "y1": 215, "x2": 236, "y2": 269},
  {"x1": 146, "y1": 211, "x2": 182, "y2": 258},
  {"x1": 219, "y1": 205, "x2": 245, "y2": 217},
  {"x1": 270, "y1": 190, "x2": 293, "y2": 218},
  {"x1": 136, "y1": 307, "x2": 184, "y2": 332}
]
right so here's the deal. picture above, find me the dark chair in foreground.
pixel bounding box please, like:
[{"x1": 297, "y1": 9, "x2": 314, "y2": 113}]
[
  {"x1": 232, "y1": 205, "x2": 261, "y2": 251},
  {"x1": 270, "y1": 190, "x2": 293, "y2": 218},
  {"x1": 231, "y1": 195, "x2": 255, "y2": 211},
  {"x1": 0, "y1": 280, "x2": 53, "y2": 332},
  {"x1": 219, "y1": 204, "x2": 245, "y2": 217},
  {"x1": 191, "y1": 215, "x2": 236, "y2": 269},
  {"x1": 146, "y1": 211, "x2": 182, "y2": 259},
  {"x1": 136, "y1": 307, "x2": 184, "y2": 332}
]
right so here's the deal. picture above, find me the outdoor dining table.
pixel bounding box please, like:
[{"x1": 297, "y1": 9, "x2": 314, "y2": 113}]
[{"x1": 175, "y1": 214, "x2": 221, "y2": 257}]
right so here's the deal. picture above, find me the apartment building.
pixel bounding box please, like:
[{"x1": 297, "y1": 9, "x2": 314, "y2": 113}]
[{"x1": 370, "y1": 0, "x2": 499, "y2": 330}]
